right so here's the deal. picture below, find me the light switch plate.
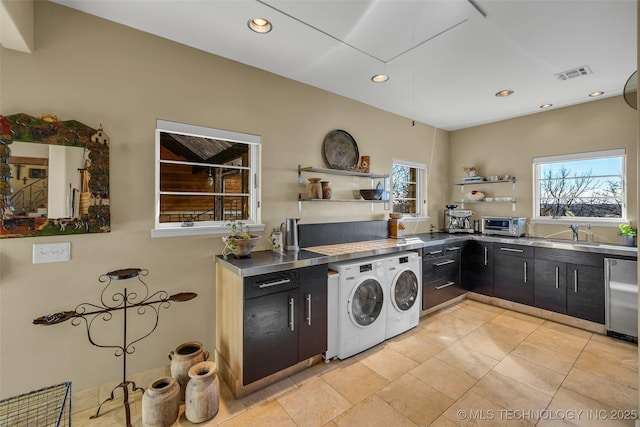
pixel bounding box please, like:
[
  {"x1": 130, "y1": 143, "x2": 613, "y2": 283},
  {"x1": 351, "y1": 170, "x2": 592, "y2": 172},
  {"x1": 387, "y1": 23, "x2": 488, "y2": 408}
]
[{"x1": 33, "y1": 242, "x2": 71, "y2": 264}]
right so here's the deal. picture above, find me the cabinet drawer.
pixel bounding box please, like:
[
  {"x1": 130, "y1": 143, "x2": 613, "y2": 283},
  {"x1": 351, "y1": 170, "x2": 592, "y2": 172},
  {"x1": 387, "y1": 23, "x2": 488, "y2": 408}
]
[
  {"x1": 443, "y1": 242, "x2": 463, "y2": 254},
  {"x1": 422, "y1": 245, "x2": 444, "y2": 259},
  {"x1": 423, "y1": 254, "x2": 459, "y2": 281},
  {"x1": 535, "y1": 247, "x2": 604, "y2": 267},
  {"x1": 244, "y1": 270, "x2": 299, "y2": 299},
  {"x1": 422, "y1": 278, "x2": 464, "y2": 309},
  {"x1": 494, "y1": 244, "x2": 534, "y2": 258}
]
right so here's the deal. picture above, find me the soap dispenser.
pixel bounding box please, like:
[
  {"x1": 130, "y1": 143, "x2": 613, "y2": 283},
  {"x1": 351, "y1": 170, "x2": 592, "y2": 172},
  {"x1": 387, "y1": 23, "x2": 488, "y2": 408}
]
[{"x1": 586, "y1": 224, "x2": 594, "y2": 242}]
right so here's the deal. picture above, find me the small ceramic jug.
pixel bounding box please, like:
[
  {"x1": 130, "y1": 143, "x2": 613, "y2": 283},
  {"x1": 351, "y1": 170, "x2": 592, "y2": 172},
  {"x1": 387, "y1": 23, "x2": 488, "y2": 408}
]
[
  {"x1": 321, "y1": 181, "x2": 332, "y2": 199},
  {"x1": 168, "y1": 341, "x2": 210, "y2": 401},
  {"x1": 307, "y1": 178, "x2": 322, "y2": 199},
  {"x1": 185, "y1": 361, "x2": 220, "y2": 423},
  {"x1": 141, "y1": 377, "x2": 180, "y2": 427}
]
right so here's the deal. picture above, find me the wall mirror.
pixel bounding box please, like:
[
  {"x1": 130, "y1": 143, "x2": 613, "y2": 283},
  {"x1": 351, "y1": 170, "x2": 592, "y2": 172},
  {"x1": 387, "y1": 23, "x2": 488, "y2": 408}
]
[{"x1": 0, "y1": 113, "x2": 110, "y2": 238}]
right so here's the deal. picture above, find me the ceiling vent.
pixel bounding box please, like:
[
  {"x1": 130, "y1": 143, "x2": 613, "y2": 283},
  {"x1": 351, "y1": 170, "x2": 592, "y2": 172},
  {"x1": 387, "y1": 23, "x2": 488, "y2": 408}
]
[{"x1": 555, "y1": 66, "x2": 593, "y2": 81}]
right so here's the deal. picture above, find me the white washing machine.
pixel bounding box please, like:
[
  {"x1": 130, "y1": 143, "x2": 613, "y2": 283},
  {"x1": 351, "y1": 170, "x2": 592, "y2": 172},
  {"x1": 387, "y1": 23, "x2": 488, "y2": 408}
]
[
  {"x1": 385, "y1": 251, "x2": 421, "y2": 339},
  {"x1": 329, "y1": 255, "x2": 389, "y2": 359}
]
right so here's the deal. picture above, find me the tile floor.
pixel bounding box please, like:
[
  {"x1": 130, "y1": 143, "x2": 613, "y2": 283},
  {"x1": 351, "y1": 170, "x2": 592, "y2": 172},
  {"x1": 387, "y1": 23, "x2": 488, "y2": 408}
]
[{"x1": 73, "y1": 300, "x2": 639, "y2": 426}]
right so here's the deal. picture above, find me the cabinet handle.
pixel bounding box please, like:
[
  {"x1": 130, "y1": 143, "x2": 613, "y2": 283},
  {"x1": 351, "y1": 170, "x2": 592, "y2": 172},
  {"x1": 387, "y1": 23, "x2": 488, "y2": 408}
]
[
  {"x1": 574, "y1": 270, "x2": 578, "y2": 293},
  {"x1": 435, "y1": 259, "x2": 455, "y2": 267},
  {"x1": 484, "y1": 247, "x2": 488, "y2": 266},
  {"x1": 435, "y1": 281, "x2": 456, "y2": 290},
  {"x1": 305, "y1": 294, "x2": 312, "y2": 326},
  {"x1": 524, "y1": 262, "x2": 528, "y2": 283},
  {"x1": 289, "y1": 297, "x2": 295, "y2": 332},
  {"x1": 428, "y1": 250, "x2": 443, "y2": 255},
  {"x1": 446, "y1": 246, "x2": 460, "y2": 251},
  {"x1": 555, "y1": 266, "x2": 559, "y2": 289},
  {"x1": 258, "y1": 278, "x2": 291, "y2": 288},
  {"x1": 500, "y1": 247, "x2": 524, "y2": 253}
]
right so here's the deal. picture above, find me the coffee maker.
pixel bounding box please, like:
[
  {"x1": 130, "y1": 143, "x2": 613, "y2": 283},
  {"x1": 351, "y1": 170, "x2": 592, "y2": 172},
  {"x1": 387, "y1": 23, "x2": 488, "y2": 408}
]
[{"x1": 444, "y1": 205, "x2": 474, "y2": 234}]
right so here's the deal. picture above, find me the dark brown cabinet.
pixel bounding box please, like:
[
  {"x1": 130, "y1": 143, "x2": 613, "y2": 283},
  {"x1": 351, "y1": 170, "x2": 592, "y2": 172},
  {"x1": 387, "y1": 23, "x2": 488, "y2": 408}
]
[
  {"x1": 534, "y1": 259, "x2": 567, "y2": 313},
  {"x1": 461, "y1": 240, "x2": 494, "y2": 296},
  {"x1": 422, "y1": 243, "x2": 464, "y2": 310},
  {"x1": 534, "y1": 248, "x2": 604, "y2": 324},
  {"x1": 493, "y1": 244, "x2": 535, "y2": 306},
  {"x1": 566, "y1": 263, "x2": 604, "y2": 323},
  {"x1": 243, "y1": 264, "x2": 328, "y2": 385}
]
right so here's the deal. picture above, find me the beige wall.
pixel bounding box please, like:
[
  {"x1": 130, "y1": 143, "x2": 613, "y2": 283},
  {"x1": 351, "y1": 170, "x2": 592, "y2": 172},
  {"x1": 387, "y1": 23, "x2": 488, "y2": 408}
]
[
  {"x1": 450, "y1": 97, "x2": 638, "y2": 243},
  {"x1": 0, "y1": 1, "x2": 636, "y2": 400},
  {"x1": 0, "y1": 2, "x2": 446, "y2": 398}
]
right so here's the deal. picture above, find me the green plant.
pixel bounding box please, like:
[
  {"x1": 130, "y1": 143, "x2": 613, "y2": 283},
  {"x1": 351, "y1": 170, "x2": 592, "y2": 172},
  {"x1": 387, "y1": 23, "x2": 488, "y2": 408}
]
[
  {"x1": 221, "y1": 219, "x2": 259, "y2": 259},
  {"x1": 618, "y1": 224, "x2": 637, "y2": 236}
]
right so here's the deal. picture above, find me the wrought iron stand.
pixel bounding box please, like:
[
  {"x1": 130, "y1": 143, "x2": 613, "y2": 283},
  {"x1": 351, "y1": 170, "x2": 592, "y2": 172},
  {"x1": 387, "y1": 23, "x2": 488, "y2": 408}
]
[{"x1": 34, "y1": 267, "x2": 197, "y2": 427}]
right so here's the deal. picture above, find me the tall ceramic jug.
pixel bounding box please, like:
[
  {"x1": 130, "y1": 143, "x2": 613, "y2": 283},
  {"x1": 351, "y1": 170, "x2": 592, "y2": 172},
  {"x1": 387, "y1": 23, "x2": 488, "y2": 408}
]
[
  {"x1": 185, "y1": 361, "x2": 220, "y2": 423},
  {"x1": 168, "y1": 341, "x2": 210, "y2": 402}
]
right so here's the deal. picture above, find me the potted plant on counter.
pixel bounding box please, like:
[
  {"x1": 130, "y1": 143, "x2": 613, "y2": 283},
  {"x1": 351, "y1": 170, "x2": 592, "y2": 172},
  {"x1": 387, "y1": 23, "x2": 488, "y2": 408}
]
[
  {"x1": 221, "y1": 219, "x2": 261, "y2": 259},
  {"x1": 618, "y1": 224, "x2": 637, "y2": 247}
]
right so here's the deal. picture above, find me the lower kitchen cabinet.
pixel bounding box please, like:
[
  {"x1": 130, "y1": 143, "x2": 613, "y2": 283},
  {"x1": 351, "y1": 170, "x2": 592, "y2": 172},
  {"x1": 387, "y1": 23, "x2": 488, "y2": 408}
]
[
  {"x1": 243, "y1": 264, "x2": 328, "y2": 385},
  {"x1": 534, "y1": 248, "x2": 605, "y2": 324},
  {"x1": 216, "y1": 262, "x2": 328, "y2": 396},
  {"x1": 534, "y1": 259, "x2": 567, "y2": 313},
  {"x1": 461, "y1": 240, "x2": 493, "y2": 296},
  {"x1": 422, "y1": 243, "x2": 464, "y2": 309},
  {"x1": 493, "y1": 244, "x2": 535, "y2": 306},
  {"x1": 566, "y1": 263, "x2": 605, "y2": 323}
]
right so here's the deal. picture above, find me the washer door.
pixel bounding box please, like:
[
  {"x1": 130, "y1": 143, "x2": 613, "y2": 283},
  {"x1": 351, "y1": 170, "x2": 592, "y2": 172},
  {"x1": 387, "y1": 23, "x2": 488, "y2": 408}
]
[
  {"x1": 349, "y1": 278, "x2": 384, "y2": 327},
  {"x1": 391, "y1": 269, "x2": 419, "y2": 312}
]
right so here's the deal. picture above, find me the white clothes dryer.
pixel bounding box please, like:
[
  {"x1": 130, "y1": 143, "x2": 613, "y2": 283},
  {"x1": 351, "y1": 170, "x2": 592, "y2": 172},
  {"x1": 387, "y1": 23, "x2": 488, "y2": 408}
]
[
  {"x1": 386, "y1": 251, "x2": 421, "y2": 339},
  {"x1": 329, "y1": 255, "x2": 389, "y2": 359}
]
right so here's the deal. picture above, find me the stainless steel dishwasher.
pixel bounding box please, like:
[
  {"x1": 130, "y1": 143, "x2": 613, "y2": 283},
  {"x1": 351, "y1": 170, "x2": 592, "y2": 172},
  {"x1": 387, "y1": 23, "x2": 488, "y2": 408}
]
[{"x1": 604, "y1": 258, "x2": 638, "y2": 342}]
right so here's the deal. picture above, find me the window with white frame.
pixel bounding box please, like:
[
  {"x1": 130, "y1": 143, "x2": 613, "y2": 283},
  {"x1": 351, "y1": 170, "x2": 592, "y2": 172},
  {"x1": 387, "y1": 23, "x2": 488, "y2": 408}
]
[
  {"x1": 152, "y1": 119, "x2": 260, "y2": 237},
  {"x1": 392, "y1": 159, "x2": 426, "y2": 217},
  {"x1": 533, "y1": 149, "x2": 625, "y2": 222}
]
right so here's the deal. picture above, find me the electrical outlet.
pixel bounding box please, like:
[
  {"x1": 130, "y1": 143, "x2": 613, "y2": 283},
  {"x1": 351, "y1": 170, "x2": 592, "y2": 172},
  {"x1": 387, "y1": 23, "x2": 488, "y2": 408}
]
[{"x1": 33, "y1": 242, "x2": 71, "y2": 264}]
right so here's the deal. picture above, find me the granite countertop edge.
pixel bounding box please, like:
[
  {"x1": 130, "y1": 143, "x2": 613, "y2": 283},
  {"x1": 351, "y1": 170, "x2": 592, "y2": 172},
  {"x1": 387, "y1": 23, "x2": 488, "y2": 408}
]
[{"x1": 216, "y1": 233, "x2": 637, "y2": 277}]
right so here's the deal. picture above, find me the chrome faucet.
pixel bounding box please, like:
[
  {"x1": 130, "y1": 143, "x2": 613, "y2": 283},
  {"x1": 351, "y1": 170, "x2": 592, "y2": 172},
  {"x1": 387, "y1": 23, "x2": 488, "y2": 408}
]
[{"x1": 569, "y1": 224, "x2": 579, "y2": 241}]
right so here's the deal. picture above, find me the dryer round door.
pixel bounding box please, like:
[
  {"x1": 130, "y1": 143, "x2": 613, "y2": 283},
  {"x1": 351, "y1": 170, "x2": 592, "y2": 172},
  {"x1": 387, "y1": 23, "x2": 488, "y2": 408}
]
[
  {"x1": 391, "y1": 269, "x2": 419, "y2": 312},
  {"x1": 348, "y1": 278, "x2": 384, "y2": 327}
]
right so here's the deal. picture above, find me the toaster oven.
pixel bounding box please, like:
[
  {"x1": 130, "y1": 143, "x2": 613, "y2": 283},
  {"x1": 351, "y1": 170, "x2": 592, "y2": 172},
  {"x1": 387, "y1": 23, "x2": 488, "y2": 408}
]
[{"x1": 481, "y1": 216, "x2": 527, "y2": 237}]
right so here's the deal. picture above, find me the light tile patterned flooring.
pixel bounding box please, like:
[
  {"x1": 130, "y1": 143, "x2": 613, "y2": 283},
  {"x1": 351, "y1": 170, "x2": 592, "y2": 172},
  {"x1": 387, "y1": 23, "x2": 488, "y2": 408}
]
[{"x1": 73, "y1": 300, "x2": 638, "y2": 426}]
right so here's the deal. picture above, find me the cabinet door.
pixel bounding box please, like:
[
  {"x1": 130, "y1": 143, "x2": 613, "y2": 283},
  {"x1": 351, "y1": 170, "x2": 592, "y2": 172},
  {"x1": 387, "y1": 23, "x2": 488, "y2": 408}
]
[
  {"x1": 567, "y1": 264, "x2": 605, "y2": 324},
  {"x1": 534, "y1": 259, "x2": 567, "y2": 314},
  {"x1": 298, "y1": 264, "x2": 328, "y2": 361},
  {"x1": 461, "y1": 240, "x2": 493, "y2": 295},
  {"x1": 243, "y1": 291, "x2": 298, "y2": 385},
  {"x1": 494, "y1": 253, "x2": 534, "y2": 306}
]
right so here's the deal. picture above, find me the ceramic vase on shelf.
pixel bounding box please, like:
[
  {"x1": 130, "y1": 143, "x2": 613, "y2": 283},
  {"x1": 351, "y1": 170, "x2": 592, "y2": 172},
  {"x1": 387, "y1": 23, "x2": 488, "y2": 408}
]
[
  {"x1": 321, "y1": 181, "x2": 332, "y2": 199},
  {"x1": 185, "y1": 361, "x2": 220, "y2": 423},
  {"x1": 141, "y1": 377, "x2": 180, "y2": 427},
  {"x1": 308, "y1": 178, "x2": 322, "y2": 199},
  {"x1": 168, "y1": 341, "x2": 210, "y2": 402}
]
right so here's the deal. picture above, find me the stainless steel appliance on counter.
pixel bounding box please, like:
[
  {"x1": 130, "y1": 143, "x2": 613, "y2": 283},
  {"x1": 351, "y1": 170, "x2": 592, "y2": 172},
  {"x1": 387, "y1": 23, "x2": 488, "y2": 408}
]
[
  {"x1": 605, "y1": 258, "x2": 638, "y2": 342},
  {"x1": 445, "y1": 205, "x2": 474, "y2": 234},
  {"x1": 481, "y1": 216, "x2": 527, "y2": 237}
]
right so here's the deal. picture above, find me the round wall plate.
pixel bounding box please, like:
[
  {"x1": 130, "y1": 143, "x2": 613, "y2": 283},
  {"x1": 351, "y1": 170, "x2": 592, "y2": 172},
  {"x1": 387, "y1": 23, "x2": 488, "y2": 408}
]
[{"x1": 322, "y1": 129, "x2": 359, "y2": 170}]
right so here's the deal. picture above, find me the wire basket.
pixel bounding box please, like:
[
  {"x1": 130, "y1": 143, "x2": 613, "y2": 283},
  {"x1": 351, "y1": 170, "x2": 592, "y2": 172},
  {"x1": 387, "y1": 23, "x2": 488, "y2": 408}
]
[{"x1": 0, "y1": 382, "x2": 71, "y2": 427}]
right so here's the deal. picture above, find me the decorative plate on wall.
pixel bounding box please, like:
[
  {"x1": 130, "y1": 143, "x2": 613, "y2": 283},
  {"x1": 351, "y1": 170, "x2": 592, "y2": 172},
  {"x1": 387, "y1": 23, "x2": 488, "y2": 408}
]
[{"x1": 322, "y1": 129, "x2": 359, "y2": 170}]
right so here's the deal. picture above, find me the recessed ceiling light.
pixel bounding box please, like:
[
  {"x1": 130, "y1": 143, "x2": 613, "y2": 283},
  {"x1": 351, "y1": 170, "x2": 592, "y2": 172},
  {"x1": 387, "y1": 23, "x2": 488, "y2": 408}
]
[
  {"x1": 248, "y1": 18, "x2": 272, "y2": 34},
  {"x1": 495, "y1": 90, "x2": 514, "y2": 97},
  {"x1": 371, "y1": 74, "x2": 389, "y2": 83},
  {"x1": 589, "y1": 91, "x2": 604, "y2": 97},
  {"x1": 540, "y1": 104, "x2": 553, "y2": 109}
]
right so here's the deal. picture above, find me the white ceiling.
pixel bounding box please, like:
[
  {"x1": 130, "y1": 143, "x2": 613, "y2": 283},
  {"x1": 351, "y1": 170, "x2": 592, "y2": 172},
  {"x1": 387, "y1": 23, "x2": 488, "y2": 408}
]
[{"x1": 52, "y1": 0, "x2": 637, "y2": 131}]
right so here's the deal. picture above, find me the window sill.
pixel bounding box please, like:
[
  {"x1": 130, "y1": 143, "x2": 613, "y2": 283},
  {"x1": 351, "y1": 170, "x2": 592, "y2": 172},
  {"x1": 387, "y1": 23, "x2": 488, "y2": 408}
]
[
  {"x1": 151, "y1": 223, "x2": 265, "y2": 238},
  {"x1": 531, "y1": 218, "x2": 626, "y2": 227}
]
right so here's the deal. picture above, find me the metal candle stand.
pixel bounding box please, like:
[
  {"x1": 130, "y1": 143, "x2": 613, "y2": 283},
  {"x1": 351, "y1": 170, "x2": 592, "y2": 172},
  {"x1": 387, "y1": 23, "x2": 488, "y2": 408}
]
[{"x1": 33, "y1": 267, "x2": 197, "y2": 427}]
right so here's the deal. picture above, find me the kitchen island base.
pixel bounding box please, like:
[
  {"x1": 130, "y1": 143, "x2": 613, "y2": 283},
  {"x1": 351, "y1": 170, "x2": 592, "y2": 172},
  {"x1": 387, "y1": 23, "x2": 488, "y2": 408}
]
[
  {"x1": 215, "y1": 351, "x2": 323, "y2": 398},
  {"x1": 466, "y1": 292, "x2": 606, "y2": 334}
]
